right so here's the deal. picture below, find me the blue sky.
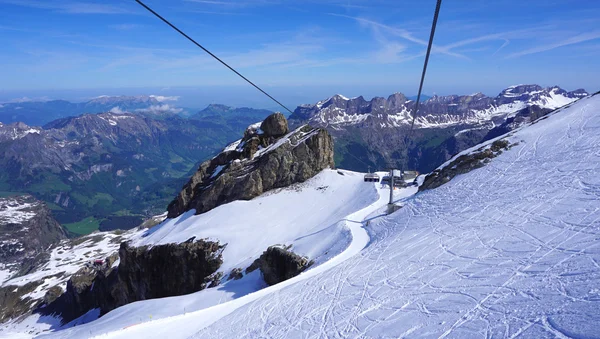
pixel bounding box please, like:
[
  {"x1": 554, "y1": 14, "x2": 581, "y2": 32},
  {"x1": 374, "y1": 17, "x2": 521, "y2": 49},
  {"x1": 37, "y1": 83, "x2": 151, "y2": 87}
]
[{"x1": 0, "y1": 0, "x2": 599, "y2": 109}]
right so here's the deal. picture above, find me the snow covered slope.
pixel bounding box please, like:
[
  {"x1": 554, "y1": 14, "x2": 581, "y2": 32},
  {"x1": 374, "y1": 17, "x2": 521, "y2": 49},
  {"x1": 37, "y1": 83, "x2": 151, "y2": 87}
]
[
  {"x1": 190, "y1": 94, "x2": 600, "y2": 337},
  {"x1": 36, "y1": 170, "x2": 418, "y2": 338},
  {"x1": 28, "y1": 93, "x2": 600, "y2": 338}
]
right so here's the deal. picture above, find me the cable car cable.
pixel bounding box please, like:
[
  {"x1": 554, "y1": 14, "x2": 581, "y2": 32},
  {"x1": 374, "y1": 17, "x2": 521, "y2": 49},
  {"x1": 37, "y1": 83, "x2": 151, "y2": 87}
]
[
  {"x1": 402, "y1": 0, "x2": 442, "y2": 171},
  {"x1": 408, "y1": 0, "x2": 442, "y2": 136},
  {"x1": 134, "y1": 0, "x2": 295, "y2": 115}
]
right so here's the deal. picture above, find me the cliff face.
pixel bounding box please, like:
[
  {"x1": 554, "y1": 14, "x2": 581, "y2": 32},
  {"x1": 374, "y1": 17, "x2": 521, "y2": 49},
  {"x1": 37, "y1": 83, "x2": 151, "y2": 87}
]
[
  {"x1": 42, "y1": 240, "x2": 224, "y2": 323},
  {"x1": 167, "y1": 113, "x2": 335, "y2": 218}
]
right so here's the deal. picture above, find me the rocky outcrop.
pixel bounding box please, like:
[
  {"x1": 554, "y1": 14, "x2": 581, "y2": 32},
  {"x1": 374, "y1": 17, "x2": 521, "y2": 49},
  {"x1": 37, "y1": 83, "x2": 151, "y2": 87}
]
[
  {"x1": 0, "y1": 195, "x2": 67, "y2": 275},
  {"x1": 419, "y1": 139, "x2": 512, "y2": 191},
  {"x1": 42, "y1": 240, "x2": 224, "y2": 323},
  {"x1": 256, "y1": 246, "x2": 312, "y2": 286},
  {"x1": 167, "y1": 113, "x2": 334, "y2": 218}
]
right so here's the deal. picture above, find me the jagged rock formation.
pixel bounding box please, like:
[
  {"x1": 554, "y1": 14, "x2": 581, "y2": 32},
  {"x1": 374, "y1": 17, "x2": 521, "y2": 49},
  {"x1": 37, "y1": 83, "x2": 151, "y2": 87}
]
[
  {"x1": 256, "y1": 246, "x2": 312, "y2": 286},
  {"x1": 42, "y1": 240, "x2": 224, "y2": 323},
  {"x1": 0, "y1": 195, "x2": 67, "y2": 276},
  {"x1": 167, "y1": 113, "x2": 334, "y2": 218},
  {"x1": 288, "y1": 85, "x2": 587, "y2": 173}
]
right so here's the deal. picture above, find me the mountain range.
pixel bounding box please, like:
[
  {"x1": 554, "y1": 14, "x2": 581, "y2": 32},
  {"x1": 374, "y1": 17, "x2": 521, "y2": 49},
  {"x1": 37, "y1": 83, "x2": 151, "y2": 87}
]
[
  {"x1": 0, "y1": 104, "x2": 274, "y2": 234},
  {"x1": 0, "y1": 85, "x2": 588, "y2": 234},
  {"x1": 289, "y1": 85, "x2": 588, "y2": 172},
  {"x1": 0, "y1": 90, "x2": 597, "y2": 338}
]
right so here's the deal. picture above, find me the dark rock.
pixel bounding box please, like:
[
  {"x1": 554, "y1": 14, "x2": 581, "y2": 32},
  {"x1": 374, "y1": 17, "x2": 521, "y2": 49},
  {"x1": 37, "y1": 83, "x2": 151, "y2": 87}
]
[
  {"x1": 257, "y1": 246, "x2": 311, "y2": 286},
  {"x1": 260, "y1": 112, "x2": 289, "y2": 137},
  {"x1": 245, "y1": 259, "x2": 260, "y2": 274},
  {"x1": 203, "y1": 272, "x2": 223, "y2": 288},
  {"x1": 167, "y1": 114, "x2": 334, "y2": 218},
  {"x1": 228, "y1": 268, "x2": 243, "y2": 280},
  {"x1": 42, "y1": 240, "x2": 224, "y2": 323}
]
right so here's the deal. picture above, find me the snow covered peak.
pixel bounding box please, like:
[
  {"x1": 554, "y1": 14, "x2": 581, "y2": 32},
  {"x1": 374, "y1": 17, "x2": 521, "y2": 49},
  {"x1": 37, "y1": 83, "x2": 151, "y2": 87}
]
[{"x1": 0, "y1": 121, "x2": 41, "y2": 141}]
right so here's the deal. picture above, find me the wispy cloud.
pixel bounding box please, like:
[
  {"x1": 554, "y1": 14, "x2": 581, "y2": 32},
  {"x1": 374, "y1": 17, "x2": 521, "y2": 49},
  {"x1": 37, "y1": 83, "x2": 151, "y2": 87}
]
[
  {"x1": 506, "y1": 31, "x2": 600, "y2": 58},
  {"x1": 329, "y1": 14, "x2": 468, "y2": 59},
  {"x1": 0, "y1": 0, "x2": 134, "y2": 14}
]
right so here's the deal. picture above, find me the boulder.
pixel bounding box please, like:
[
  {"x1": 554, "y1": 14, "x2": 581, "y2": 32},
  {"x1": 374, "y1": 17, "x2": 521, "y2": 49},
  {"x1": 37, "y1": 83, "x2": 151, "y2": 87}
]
[
  {"x1": 260, "y1": 112, "x2": 289, "y2": 137},
  {"x1": 257, "y1": 246, "x2": 311, "y2": 286}
]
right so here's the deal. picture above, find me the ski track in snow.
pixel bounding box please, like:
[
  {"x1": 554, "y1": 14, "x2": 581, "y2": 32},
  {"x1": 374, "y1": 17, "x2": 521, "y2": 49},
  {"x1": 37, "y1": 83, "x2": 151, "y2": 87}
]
[
  {"x1": 190, "y1": 96, "x2": 600, "y2": 338},
  {"x1": 25, "y1": 95, "x2": 600, "y2": 338},
  {"x1": 80, "y1": 181, "x2": 410, "y2": 339},
  {"x1": 40, "y1": 171, "x2": 414, "y2": 339}
]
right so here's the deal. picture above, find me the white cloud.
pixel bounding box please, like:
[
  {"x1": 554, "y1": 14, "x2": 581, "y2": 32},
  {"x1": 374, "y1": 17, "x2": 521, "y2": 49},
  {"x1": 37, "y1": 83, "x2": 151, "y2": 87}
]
[
  {"x1": 135, "y1": 104, "x2": 183, "y2": 115},
  {"x1": 149, "y1": 95, "x2": 180, "y2": 102},
  {"x1": 109, "y1": 106, "x2": 124, "y2": 114}
]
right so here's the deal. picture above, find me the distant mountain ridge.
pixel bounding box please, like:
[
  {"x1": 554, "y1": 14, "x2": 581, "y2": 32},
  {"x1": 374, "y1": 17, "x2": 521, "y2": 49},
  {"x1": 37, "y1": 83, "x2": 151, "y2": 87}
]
[
  {"x1": 289, "y1": 85, "x2": 588, "y2": 172},
  {"x1": 0, "y1": 95, "x2": 185, "y2": 126},
  {"x1": 291, "y1": 85, "x2": 587, "y2": 129}
]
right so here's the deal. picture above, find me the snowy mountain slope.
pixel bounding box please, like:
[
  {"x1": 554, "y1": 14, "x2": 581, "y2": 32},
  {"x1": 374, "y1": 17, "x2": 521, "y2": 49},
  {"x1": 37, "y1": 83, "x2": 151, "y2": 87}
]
[
  {"x1": 37, "y1": 172, "x2": 418, "y2": 339},
  {"x1": 138, "y1": 169, "x2": 378, "y2": 273},
  {"x1": 187, "y1": 94, "x2": 600, "y2": 338}
]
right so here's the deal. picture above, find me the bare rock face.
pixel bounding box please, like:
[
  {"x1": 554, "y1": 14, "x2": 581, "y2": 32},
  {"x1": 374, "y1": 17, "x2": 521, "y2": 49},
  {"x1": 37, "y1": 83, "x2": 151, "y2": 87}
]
[
  {"x1": 42, "y1": 240, "x2": 224, "y2": 323},
  {"x1": 167, "y1": 113, "x2": 334, "y2": 218},
  {"x1": 257, "y1": 246, "x2": 311, "y2": 286}
]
